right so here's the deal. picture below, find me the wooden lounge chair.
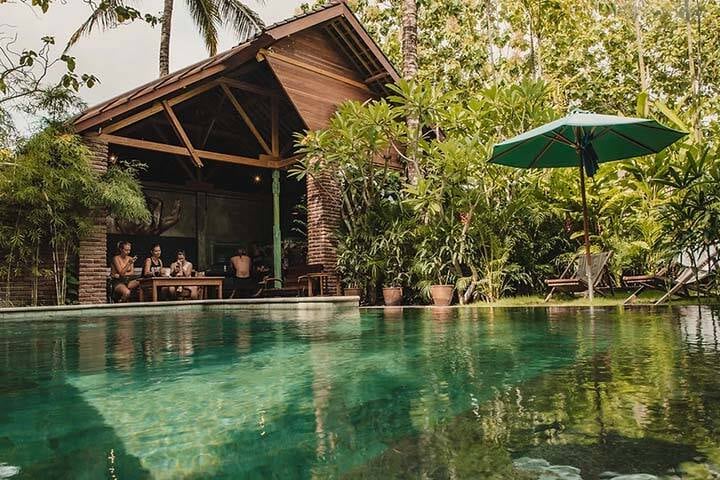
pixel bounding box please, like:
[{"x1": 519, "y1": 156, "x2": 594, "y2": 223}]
[
  {"x1": 622, "y1": 267, "x2": 669, "y2": 304},
  {"x1": 545, "y1": 252, "x2": 615, "y2": 301},
  {"x1": 654, "y1": 248, "x2": 719, "y2": 305}
]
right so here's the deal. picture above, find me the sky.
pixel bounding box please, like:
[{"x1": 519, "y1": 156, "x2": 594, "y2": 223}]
[{"x1": 4, "y1": 0, "x2": 307, "y2": 132}]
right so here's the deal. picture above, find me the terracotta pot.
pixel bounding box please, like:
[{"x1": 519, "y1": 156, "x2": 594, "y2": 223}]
[
  {"x1": 430, "y1": 285, "x2": 454, "y2": 306},
  {"x1": 382, "y1": 287, "x2": 403, "y2": 306},
  {"x1": 344, "y1": 287, "x2": 362, "y2": 298}
]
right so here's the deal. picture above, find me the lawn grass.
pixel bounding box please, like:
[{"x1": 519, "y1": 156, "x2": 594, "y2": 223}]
[{"x1": 469, "y1": 291, "x2": 720, "y2": 308}]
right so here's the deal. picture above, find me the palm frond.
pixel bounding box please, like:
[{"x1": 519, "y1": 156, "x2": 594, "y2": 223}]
[
  {"x1": 65, "y1": 0, "x2": 136, "y2": 53},
  {"x1": 217, "y1": 0, "x2": 266, "y2": 44},
  {"x1": 186, "y1": 0, "x2": 221, "y2": 56}
]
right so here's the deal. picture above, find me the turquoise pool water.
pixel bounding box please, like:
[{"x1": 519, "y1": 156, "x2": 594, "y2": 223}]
[{"x1": 2, "y1": 305, "x2": 720, "y2": 479}]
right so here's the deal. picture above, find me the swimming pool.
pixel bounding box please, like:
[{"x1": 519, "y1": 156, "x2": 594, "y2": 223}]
[{"x1": 1, "y1": 305, "x2": 720, "y2": 479}]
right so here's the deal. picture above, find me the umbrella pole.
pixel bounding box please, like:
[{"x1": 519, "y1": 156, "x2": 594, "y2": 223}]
[{"x1": 579, "y1": 163, "x2": 594, "y2": 301}]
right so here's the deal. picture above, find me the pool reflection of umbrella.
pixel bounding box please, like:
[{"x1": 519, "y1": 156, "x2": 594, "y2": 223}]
[{"x1": 489, "y1": 111, "x2": 686, "y2": 300}]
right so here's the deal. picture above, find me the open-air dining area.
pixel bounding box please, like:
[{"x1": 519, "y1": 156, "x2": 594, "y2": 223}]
[{"x1": 65, "y1": 3, "x2": 398, "y2": 305}]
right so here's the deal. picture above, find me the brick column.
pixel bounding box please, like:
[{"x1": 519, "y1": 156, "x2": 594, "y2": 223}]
[
  {"x1": 306, "y1": 168, "x2": 341, "y2": 294},
  {"x1": 78, "y1": 136, "x2": 109, "y2": 304}
]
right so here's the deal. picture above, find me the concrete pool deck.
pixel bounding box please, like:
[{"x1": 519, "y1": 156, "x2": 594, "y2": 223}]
[{"x1": 0, "y1": 296, "x2": 360, "y2": 320}]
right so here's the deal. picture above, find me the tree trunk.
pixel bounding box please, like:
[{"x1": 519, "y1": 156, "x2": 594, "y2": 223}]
[
  {"x1": 159, "y1": 0, "x2": 175, "y2": 77},
  {"x1": 684, "y1": 0, "x2": 701, "y2": 139},
  {"x1": 32, "y1": 241, "x2": 39, "y2": 307},
  {"x1": 485, "y1": 0, "x2": 498, "y2": 81},
  {"x1": 634, "y1": 0, "x2": 649, "y2": 91},
  {"x1": 401, "y1": 0, "x2": 418, "y2": 80},
  {"x1": 402, "y1": 0, "x2": 420, "y2": 184},
  {"x1": 523, "y1": 0, "x2": 542, "y2": 79}
]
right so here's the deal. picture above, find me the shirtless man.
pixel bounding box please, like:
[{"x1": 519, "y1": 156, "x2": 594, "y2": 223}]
[
  {"x1": 111, "y1": 241, "x2": 139, "y2": 302},
  {"x1": 229, "y1": 248, "x2": 253, "y2": 298}
]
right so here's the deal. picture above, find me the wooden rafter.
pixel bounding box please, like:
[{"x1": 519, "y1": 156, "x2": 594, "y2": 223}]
[
  {"x1": 364, "y1": 71, "x2": 391, "y2": 84},
  {"x1": 161, "y1": 100, "x2": 203, "y2": 167},
  {"x1": 97, "y1": 133, "x2": 294, "y2": 169},
  {"x1": 218, "y1": 77, "x2": 283, "y2": 98},
  {"x1": 219, "y1": 82, "x2": 272, "y2": 155},
  {"x1": 151, "y1": 122, "x2": 198, "y2": 181},
  {"x1": 276, "y1": 154, "x2": 304, "y2": 169},
  {"x1": 103, "y1": 80, "x2": 220, "y2": 134},
  {"x1": 75, "y1": 64, "x2": 225, "y2": 132},
  {"x1": 257, "y1": 49, "x2": 371, "y2": 92},
  {"x1": 327, "y1": 22, "x2": 374, "y2": 77}
]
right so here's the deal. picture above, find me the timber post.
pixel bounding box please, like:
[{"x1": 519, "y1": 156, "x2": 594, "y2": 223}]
[{"x1": 272, "y1": 169, "x2": 282, "y2": 288}]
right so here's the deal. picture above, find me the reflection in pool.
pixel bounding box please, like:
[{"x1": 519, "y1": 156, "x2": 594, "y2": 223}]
[{"x1": 1, "y1": 305, "x2": 720, "y2": 479}]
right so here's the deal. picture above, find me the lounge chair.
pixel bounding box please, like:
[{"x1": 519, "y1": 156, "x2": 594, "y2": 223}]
[
  {"x1": 622, "y1": 267, "x2": 669, "y2": 304},
  {"x1": 545, "y1": 252, "x2": 615, "y2": 301},
  {"x1": 654, "y1": 246, "x2": 719, "y2": 305}
]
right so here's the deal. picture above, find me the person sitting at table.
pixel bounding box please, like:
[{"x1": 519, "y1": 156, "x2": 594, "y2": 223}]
[
  {"x1": 143, "y1": 243, "x2": 164, "y2": 277},
  {"x1": 143, "y1": 243, "x2": 171, "y2": 300},
  {"x1": 229, "y1": 248, "x2": 254, "y2": 298},
  {"x1": 111, "y1": 241, "x2": 139, "y2": 302},
  {"x1": 170, "y1": 250, "x2": 198, "y2": 300}
]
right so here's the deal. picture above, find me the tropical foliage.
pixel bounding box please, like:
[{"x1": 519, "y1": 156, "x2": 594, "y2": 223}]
[
  {"x1": 0, "y1": 127, "x2": 149, "y2": 306},
  {"x1": 294, "y1": 0, "x2": 720, "y2": 304},
  {"x1": 297, "y1": 78, "x2": 719, "y2": 303}
]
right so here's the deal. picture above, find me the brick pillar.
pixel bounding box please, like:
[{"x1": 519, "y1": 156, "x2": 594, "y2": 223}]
[
  {"x1": 306, "y1": 168, "x2": 341, "y2": 294},
  {"x1": 78, "y1": 136, "x2": 109, "y2": 304}
]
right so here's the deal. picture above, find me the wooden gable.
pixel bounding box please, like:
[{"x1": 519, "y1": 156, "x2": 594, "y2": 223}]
[{"x1": 262, "y1": 27, "x2": 377, "y2": 131}]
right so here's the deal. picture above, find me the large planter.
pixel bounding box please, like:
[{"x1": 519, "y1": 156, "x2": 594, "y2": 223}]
[
  {"x1": 430, "y1": 285, "x2": 454, "y2": 306},
  {"x1": 344, "y1": 287, "x2": 362, "y2": 298},
  {"x1": 382, "y1": 287, "x2": 403, "y2": 306}
]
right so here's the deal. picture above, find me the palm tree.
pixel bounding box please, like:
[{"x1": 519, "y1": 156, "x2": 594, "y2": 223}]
[
  {"x1": 401, "y1": 0, "x2": 418, "y2": 80},
  {"x1": 68, "y1": 0, "x2": 265, "y2": 77},
  {"x1": 401, "y1": 0, "x2": 419, "y2": 184}
]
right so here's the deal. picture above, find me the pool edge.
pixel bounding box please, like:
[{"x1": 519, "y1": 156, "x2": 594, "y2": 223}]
[{"x1": 0, "y1": 296, "x2": 360, "y2": 319}]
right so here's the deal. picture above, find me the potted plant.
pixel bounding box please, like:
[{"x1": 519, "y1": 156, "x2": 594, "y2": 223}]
[
  {"x1": 374, "y1": 221, "x2": 410, "y2": 306},
  {"x1": 336, "y1": 240, "x2": 365, "y2": 299},
  {"x1": 412, "y1": 225, "x2": 457, "y2": 306}
]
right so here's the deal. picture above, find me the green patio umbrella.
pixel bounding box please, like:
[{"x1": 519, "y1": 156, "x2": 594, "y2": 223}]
[{"x1": 489, "y1": 110, "x2": 686, "y2": 300}]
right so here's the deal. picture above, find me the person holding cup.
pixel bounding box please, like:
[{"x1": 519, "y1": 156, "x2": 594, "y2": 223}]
[
  {"x1": 170, "y1": 250, "x2": 198, "y2": 300},
  {"x1": 111, "y1": 240, "x2": 140, "y2": 302},
  {"x1": 143, "y1": 243, "x2": 172, "y2": 300}
]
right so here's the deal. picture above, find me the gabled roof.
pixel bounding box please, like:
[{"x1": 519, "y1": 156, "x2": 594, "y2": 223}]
[{"x1": 74, "y1": 1, "x2": 399, "y2": 133}]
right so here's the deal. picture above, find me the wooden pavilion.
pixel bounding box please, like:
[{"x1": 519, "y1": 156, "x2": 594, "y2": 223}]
[{"x1": 72, "y1": 1, "x2": 399, "y2": 304}]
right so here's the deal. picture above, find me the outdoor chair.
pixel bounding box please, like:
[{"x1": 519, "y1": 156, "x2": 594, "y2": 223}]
[
  {"x1": 545, "y1": 252, "x2": 615, "y2": 301},
  {"x1": 106, "y1": 267, "x2": 142, "y2": 303},
  {"x1": 653, "y1": 256, "x2": 718, "y2": 305},
  {"x1": 622, "y1": 267, "x2": 669, "y2": 304},
  {"x1": 254, "y1": 264, "x2": 338, "y2": 298}
]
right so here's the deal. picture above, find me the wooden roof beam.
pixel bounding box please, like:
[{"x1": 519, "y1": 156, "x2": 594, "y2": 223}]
[
  {"x1": 365, "y1": 71, "x2": 391, "y2": 84},
  {"x1": 103, "y1": 80, "x2": 221, "y2": 134},
  {"x1": 219, "y1": 82, "x2": 272, "y2": 155},
  {"x1": 97, "y1": 133, "x2": 296, "y2": 169},
  {"x1": 162, "y1": 100, "x2": 203, "y2": 167},
  {"x1": 219, "y1": 77, "x2": 283, "y2": 99}
]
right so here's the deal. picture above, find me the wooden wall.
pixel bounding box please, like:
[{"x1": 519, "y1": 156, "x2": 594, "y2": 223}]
[{"x1": 267, "y1": 28, "x2": 376, "y2": 131}]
